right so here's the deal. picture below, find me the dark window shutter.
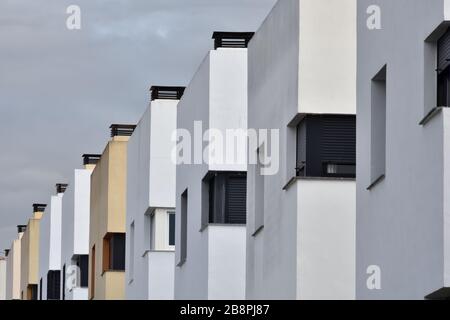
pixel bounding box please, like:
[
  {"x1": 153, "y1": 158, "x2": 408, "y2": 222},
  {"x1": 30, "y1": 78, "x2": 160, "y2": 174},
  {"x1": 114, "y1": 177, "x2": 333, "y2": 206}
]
[
  {"x1": 77, "y1": 255, "x2": 89, "y2": 288},
  {"x1": 225, "y1": 175, "x2": 247, "y2": 224},
  {"x1": 438, "y1": 29, "x2": 450, "y2": 72},
  {"x1": 321, "y1": 115, "x2": 356, "y2": 164},
  {"x1": 47, "y1": 270, "x2": 61, "y2": 300}
]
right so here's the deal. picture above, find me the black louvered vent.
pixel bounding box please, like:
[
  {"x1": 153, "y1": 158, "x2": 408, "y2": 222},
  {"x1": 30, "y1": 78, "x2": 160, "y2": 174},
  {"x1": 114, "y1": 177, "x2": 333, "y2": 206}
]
[
  {"x1": 110, "y1": 124, "x2": 136, "y2": 137},
  {"x1": 438, "y1": 28, "x2": 450, "y2": 72},
  {"x1": 150, "y1": 86, "x2": 185, "y2": 101},
  {"x1": 212, "y1": 32, "x2": 254, "y2": 49},
  {"x1": 225, "y1": 175, "x2": 247, "y2": 224},
  {"x1": 47, "y1": 270, "x2": 61, "y2": 300},
  {"x1": 82, "y1": 154, "x2": 101, "y2": 166},
  {"x1": 33, "y1": 203, "x2": 47, "y2": 213}
]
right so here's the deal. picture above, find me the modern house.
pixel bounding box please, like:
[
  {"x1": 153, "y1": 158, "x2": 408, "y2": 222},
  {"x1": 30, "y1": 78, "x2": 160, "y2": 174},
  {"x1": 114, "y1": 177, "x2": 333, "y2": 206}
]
[
  {"x1": 5, "y1": 225, "x2": 25, "y2": 300},
  {"x1": 174, "y1": 32, "x2": 250, "y2": 299},
  {"x1": 38, "y1": 184, "x2": 66, "y2": 300},
  {"x1": 246, "y1": 0, "x2": 357, "y2": 299},
  {"x1": 21, "y1": 204, "x2": 46, "y2": 300},
  {"x1": 61, "y1": 154, "x2": 99, "y2": 300},
  {"x1": 126, "y1": 86, "x2": 184, "y2": 300},
  {"x1": 89, "y1": 125, "x2": 135, "y2": 300},
  {"x1": 0, "y1": 256, "x2": 5, "y2": 300},
  {"x1": 356, "y1": 0, "x2": 450, "y2": 299}
]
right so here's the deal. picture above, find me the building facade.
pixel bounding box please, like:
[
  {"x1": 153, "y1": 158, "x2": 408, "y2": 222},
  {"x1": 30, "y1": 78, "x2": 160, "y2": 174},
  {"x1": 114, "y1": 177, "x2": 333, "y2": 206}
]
[
  {"x1": 20, "y1": 204, "x2": 46, "y2": 300},
  {"x1": 174, "y1": 32, "x2": 250, "y2": 300},
  {"x1": 89, "y1": 125, "x2": 135, "y2": 300},
  {"x1": 356, "y1": 0, "x2": 450, "y2": 299},
  {"x1": 38, "y1": 184, "x2": 66, "y2": 300},
  {"x1": 61, "y1": 155, "x2": 99, "y2": 300},
  {"x1": 246, "y1": 0, "x2": 357, "y2": 299},
  {"x1": 5, "y1": 226, "x2": 25, "y2": 300},
  {"x1": 0, "y1": 257, "x2": 5, "y2": 300},
  {"x1": 126, "y1": 86, "x2": 184, "y2": 300}
]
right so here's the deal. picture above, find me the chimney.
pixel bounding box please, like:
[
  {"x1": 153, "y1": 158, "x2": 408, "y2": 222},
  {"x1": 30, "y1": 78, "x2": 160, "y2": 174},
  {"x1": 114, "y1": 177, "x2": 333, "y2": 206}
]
[
  {"x1": 5, "y1": 249, "x2": 10, "y2": 257},
  {"x1": 82, "y1": 154, "x2": 101, "y2": 170},
  {"x1": 150, "y1": 86, "x2": 185, "y2": 101},
  {"x1": 56, "y1": 183, "x2": 68, "y2": 194},
  {"x1": 17, "y1": 225, "x2": 27, "y2": 233},
  {"x1": 212, "y1": 32, "x2": 254, "y2": 49},
  {"x1": 32, "y1": 203, "x2": 46, "y2": 219},
  {"x1": 109, "y1": 124, "x2": 136, "y2": 139}
]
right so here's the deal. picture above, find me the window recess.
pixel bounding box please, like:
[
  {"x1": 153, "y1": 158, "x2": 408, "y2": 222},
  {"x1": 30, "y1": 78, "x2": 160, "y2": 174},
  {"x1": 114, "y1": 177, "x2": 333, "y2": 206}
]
[{"x1": 296, "y1": 115, "x2": 356, "y2": 178}]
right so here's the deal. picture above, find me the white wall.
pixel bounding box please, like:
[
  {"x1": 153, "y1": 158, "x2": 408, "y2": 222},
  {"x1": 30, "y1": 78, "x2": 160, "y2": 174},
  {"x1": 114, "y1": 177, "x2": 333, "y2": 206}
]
[
  {"x1": 147, "y1": 251, "x2": 174, "y2": 300},
  {"x1": 175, "y1": 47, "x2": 248, "y2": 299},
  {"x1": 297, "y1": 180, "x2": 355, "y2": 300},
  {"x1": 39, "y1": 193, "x2": 64, "y2": 299},
  {"x1": 207, "y1": 226, "x2": 246, "y2": 299},
  {"x1": 126, "y1": 98, "x2": 178, "y2": 300},
  {"x1": 246, "y1": 0, "x2": 357, "y2": 299},
  {"x1": 61, "y1": 168, "x2": 92, "y2": 300},
  {"x1": 0, "y1": 259, "x2": 6, "y2": 300},
  {"x1": 298, "y1": 0, "x2": 356, "y2": 115}
]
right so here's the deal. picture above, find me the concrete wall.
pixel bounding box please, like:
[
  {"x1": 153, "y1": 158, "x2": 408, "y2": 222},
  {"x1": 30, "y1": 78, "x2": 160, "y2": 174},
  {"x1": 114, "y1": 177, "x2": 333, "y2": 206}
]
[
  {"x1": 297, "y1": 179, "x2": 355, "y2": 300},
  {"x1": 0, "y1": 258, "x2": 6, "y2": 300},
  {"x1": 147, "y1": 251, "x2": 174, "y2": 300},
  {"x1": 126, "y1": 99, "x2": 177, "y2": 300},
  {"x1": 39, "y1": 193, "x2": 63, "y2": 299},
  {"x1": 6, "y1": 234, "x2": 22, "y2": 300},
  {"x1": 175, "y1": 47, "x2": 248, "y2": 299},
  {"x1": 207, "y1": 225, "x2": 246, "y2": 299},
  {"x1": 246, "y1": 0, "x2": 356, "y2": 299},
  {"x1": 20, "y1": 212, "x2": 43, "y2": 299},
  {"x1": 89, "y1": 137, "x2": 128, "y2": 300},
  {"x1": 61, "y1": 168, "x2": 92, "y2": 300},
  {"x1": 356, "y1": 0, "x2": 448, "y2": 299}
]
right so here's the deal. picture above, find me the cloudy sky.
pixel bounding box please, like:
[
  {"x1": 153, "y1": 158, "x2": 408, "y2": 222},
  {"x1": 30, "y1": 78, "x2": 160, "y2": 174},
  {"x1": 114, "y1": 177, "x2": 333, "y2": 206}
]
[{"x1": 0, "y1": 0, "x2": 276, "y2": 253}]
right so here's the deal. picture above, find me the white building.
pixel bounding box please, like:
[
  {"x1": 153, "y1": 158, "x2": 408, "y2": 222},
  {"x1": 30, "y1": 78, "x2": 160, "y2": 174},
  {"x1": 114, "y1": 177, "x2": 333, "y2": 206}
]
[
  {"x1": 174, "y1": 32, "x2": 250, "y2": 300},
  {"x1": 246, "y1": 0, "x2": 357, "y2": 299},
  {"x1": 60, "y1": 155, "x2": 99, "y2": 300},
  {"x1": 126, "y1": 86, "x2": 184, "y2": 300},
  {"x1": 356, "y1": 0, "x2": 450, "y2": 299},
  {"x1": 5, "y1": 226, "x2": 25, "y2": 300},
  {"x1": 0, "y1": 257, "x2": 6, "y2": 300},
  {"x1": 38, "y1": 184, "x2": 66, "y2": 300}
]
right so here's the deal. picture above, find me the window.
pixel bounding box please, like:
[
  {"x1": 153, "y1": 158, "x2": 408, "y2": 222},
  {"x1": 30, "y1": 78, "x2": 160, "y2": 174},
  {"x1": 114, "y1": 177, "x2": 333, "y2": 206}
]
[
  {"x1": 168, "y1": 212, "x2": 175, "y2": 247},
  {"x1": 296, "y1": 115, "x2": 356, "y2": 178},
  {"x1": 102, "y1": 233, "x2": 126, "y2": 272},
  {"x1": 370, "y1": 66, "x2": 387, "y2": 185},
  {"x1": 62, "y1": 264, "x2": 66, "y2": 300},
  {"x1": 27, "y1": 284, "x2": 38, "y2": 300},
  {"x1": 39, "y1": 278, "x2": 42, "y2": 300},
  {"x1": 74, "y1": 255, "x2": 89, "y2": 288},
  {"x1": 205, "y1": 172, "x2": 247, "y2": 224},
  {"x1": 90, "y1": 246, "x2": 95, "y2": 299},
  {"x1": 47, "y1": 270, "x2": 61, "y2": 300},
  {"x1": 129, "y1": 222, "x2": 135, "y2": 281},
  {"x1": 178, "y1": 189, "x2": 188, "y2": 266},
  {"x1": 438, "y1": 29, "x2": 450, "y2": 107}
]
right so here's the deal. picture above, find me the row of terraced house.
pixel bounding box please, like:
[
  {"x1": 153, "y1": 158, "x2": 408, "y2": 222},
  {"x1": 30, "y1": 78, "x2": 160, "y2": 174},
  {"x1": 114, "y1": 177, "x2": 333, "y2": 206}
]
[{"x1": 1, "y1": 0, "x2": 450, "y2": 300}]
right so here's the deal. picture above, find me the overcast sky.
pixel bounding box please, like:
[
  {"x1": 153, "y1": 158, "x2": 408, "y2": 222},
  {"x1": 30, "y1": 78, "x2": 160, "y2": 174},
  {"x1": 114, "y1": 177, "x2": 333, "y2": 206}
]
[{"x1": 0, "y1": 0, "x2": 276, "y2": 254}]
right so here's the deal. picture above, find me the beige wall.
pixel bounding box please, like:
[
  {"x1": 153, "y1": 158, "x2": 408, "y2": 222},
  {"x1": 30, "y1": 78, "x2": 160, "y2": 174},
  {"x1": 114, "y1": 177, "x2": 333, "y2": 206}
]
[
  {"x1": 6, "y1": 234, "x2": 22, "y2": 300},
  {"x1": 20, "y1": 212, "x2": 43, "y2": 300},
  {"x1": 89, "y1": 137, "x2": 129, "y2": 300}
]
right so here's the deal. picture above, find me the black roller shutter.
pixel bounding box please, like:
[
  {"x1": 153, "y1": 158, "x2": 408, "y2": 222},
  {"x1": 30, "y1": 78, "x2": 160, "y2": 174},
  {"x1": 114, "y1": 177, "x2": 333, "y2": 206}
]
[
  {"x1": 438, "y1": 28, "x2": 450, "y2": 72},
  {"x1": 225, "y1": 175, "x2": 247, "y2": 224}
]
